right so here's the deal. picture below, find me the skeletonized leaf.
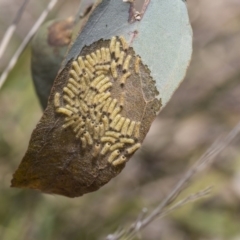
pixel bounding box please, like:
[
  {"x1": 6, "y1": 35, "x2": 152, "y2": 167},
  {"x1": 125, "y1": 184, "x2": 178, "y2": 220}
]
[{"x1": 11, "y1": 0, "x2": 192, "y2": 197}]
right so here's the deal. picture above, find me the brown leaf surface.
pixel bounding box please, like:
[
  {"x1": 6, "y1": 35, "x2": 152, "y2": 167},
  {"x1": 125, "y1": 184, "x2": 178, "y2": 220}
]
[{"x1": 11, "y1": 37, "x2": 161, "y2": 197}]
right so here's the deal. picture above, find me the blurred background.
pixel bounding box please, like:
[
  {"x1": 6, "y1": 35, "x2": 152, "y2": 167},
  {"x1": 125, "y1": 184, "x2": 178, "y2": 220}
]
[{"x1": 1, "y1": 0, "x2": 240, "y2": 239}]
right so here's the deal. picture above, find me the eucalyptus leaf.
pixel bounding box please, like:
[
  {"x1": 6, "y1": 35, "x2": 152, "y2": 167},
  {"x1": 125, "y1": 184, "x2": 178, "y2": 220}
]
[{"x1": 11, "y1": 0, "x2": 192, "y2": 198}]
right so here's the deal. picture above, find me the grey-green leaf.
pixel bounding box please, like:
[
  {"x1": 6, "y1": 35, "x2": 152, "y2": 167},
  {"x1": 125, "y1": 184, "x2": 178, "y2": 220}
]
[{"x1": 12, "y1": 0, "x2": 192, "y2": 197}]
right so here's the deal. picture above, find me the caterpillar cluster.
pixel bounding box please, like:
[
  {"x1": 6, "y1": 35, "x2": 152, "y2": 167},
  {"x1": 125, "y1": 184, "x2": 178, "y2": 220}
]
[{"x1": 54, "y1": 36, "x2": 142, "y2": 166}]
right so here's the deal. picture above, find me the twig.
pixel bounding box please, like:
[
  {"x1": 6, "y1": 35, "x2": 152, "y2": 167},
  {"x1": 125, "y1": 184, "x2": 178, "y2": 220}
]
[
  {"x1": 106, "y1": 121, "x2": 240, "y2": 240},
  {"x1": 159, "y1": 186, "x2": 212, "y2": 218},
  {"x1": 0, "y1": 0, "x2": 30, "y2": 61},
  {"x1": 124, "y1": 187, "x2": 212, "y2": 240},
  {"x1": 0, "y1": 0, "x2": 60, "y2": 90}
]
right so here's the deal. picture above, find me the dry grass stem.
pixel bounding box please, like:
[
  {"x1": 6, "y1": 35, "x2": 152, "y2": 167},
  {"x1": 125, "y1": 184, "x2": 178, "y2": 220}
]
[
  {"x1": 0, "y1": 0, "x2": 30, "y2": 61},
  {"x1": 0, "y1": 0, "x2": 59, "y2": 89}
]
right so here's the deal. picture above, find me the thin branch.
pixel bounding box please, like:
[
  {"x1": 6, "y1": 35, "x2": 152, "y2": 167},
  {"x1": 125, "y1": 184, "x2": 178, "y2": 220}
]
[
  {"x1": 0, "y1": 0, "x2": 30, "y2": 61},
  {"x1": 159, "y1": 186, "x2": 212, "y2": 217},
  {"x1": 106, "y1": 121, "x2": 240, "y2": 240},
  {"x1": 0, "y1": 0, "x2": 60, "y2": 90},
  {"x1": 124, "y1": 187, "x2": 212, "y2": 240}
]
